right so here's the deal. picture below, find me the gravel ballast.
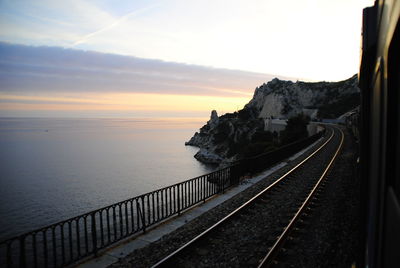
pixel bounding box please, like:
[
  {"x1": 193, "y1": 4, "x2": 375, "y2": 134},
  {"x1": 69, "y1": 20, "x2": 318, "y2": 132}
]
[{"x1": 276, "y1": 127, "x2": 361, "y2": 268}]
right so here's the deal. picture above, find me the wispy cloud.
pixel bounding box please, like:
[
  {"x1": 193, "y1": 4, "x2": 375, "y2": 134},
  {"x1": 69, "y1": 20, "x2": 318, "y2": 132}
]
[
  {"x1": 71, "y1": 3, "x2": 161, "y2": 47},
  {"x1": 1, "y1": 43, "x2": 289, "y2": 97}
]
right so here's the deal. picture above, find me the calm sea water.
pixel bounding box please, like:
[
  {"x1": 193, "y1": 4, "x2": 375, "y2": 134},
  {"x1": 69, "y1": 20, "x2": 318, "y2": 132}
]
[{"x1": 0, "y1": 117, "x2": 213, "y2": 241}]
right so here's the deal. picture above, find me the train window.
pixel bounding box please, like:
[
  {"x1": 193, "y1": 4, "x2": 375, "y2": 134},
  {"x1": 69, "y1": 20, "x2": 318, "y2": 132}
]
[{"x1": 387, "y1": 21, "x2": 400, "y2": 200}]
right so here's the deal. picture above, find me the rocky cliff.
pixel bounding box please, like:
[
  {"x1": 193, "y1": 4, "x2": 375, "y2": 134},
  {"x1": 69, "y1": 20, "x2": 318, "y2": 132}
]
[
  {"x1": 246, "y1": 74, "x2": 359, "y2": 119},
  {"x1": 185, "y1": 107, "x2": 265, "y2": 164},
  {"x1": 186, "y1": 75, "x2": 359, "y2": 165}
]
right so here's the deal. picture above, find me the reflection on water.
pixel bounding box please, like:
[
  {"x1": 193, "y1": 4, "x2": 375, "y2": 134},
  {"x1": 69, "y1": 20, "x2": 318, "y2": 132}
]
[{"x1": 0, "y1": 117, "x2": 213, "y2": 240}]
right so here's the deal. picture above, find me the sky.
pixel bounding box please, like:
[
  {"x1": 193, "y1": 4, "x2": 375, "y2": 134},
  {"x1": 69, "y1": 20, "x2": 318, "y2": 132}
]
[{"x1": 0, "y1": 0, "x2": 374, "y2": 118}]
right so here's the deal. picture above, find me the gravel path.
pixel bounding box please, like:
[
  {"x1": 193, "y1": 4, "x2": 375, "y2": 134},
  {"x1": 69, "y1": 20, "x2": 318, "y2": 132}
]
[{"x1": 108, "y1": 130, "x2": 329, "y2": 268}]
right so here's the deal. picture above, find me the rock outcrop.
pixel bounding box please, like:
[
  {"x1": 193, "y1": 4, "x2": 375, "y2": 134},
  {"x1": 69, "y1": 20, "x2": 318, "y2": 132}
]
[
  {"x1": 185, "y1": 109, "x2": 264, "y2": 165},
  {"x1": 186, "y1": 75, "x2": 360, "y2": 165},
  {"x1": 246, "y1": 74, "x2": 359, "y2": 119}
]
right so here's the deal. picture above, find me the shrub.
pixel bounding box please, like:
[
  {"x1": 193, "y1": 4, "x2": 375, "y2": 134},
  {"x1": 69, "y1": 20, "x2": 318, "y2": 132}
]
[
  {"x1": 280, "y1": 113, "x2": 310, "y2": 145},
  {"x1": 241, "y1": 142, "x2": 276, "y2": 158},
  {"x1": 251, "y1": 130, "x2": 273, "y2": 143},
  {"x1": 213, "y1": 121, "x2": 231, "y2": 143}
]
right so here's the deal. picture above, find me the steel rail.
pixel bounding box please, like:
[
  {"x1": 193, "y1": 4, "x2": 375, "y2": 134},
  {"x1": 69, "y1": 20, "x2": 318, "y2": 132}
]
[
  {"x1": 258, "y1": 126, "x2": 344, "y2": 267},
  {"x1": 151, "y1": 127, "x2": 336, "y2": 268}
]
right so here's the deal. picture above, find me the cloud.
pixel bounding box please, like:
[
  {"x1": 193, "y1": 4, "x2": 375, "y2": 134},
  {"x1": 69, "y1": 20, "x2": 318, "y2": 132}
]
[
  {"x1": 0, "y1": 42, "x2": 299, "y2": 117},
  {"x1": 0, "y1": 0, "x2": 371, "y2": 81},
  {"x1": 0, "y1": 0, "x2": 115, "y2": 46},
  {"x1": 0, "y1": 43, "x2": 292, "y2": 97},
  {"x1": 71, "y1": 3, "x2": 161, "y2": 47}
]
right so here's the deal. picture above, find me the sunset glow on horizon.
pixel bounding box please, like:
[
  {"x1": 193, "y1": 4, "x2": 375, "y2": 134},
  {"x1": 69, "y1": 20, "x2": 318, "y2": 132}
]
[{"x1": 0, "y1": 92, "x2": 250, "y2": 116}]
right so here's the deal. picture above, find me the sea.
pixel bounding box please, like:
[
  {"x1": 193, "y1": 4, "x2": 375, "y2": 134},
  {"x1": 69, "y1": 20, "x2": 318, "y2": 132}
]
[{"x1": 0, "y1": 117, "x2": 214, "y2": 241}]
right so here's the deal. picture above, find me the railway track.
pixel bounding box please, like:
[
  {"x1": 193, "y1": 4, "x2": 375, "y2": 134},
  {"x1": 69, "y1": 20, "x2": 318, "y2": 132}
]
[{"x1": 151, "y1": 126, "x2": 344, "y2": 268}]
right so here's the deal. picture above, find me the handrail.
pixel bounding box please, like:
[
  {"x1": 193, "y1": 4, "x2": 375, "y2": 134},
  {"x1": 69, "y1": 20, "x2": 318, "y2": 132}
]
[{"x1": 0, "y1": 129, "x2": 325, "y2": 268}]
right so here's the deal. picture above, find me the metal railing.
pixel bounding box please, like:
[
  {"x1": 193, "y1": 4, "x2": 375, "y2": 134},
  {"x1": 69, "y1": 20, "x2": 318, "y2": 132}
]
[{"x1": 0, "y1": 130, "x2": 325, "y2": 268}]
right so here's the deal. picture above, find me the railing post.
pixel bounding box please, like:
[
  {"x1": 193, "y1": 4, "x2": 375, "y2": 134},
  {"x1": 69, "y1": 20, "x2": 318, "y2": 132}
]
[
  {"x1": 119, "y1": 205, "x2": 123, "y2": 238},
  {"x1": 221, "y1": 170, "x2": 225, "y2": 193},
  {"x1": 232, "y1": 164, "x2": 240, "y2": 185},
  {"x1": 6, "y1": 241, "x2": 13, "y2": 268},
  {"x1": 91, "y1": 212, "x2": 97, "y2": 256},
  {"x1": 141, "y1": 196, "x2": 146, "y2": 232},
  {"x1": 19, "y1": 235, "x2": 26, "y2": 268},
  {"x1": 229, "y1": 166, "x2": 234, "y2": 186},
  {"x1": 177, "y1": 184, "x2": 181, "y2": 215},
  {"x1": 203, "y1": 176, "x2": 206, "y2": 203}
]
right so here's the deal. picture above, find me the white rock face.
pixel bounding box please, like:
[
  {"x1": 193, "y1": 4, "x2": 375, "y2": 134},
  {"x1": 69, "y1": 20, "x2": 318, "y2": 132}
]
[
  {"x1": 247, "y1": 74, "x2": 359, "y2": 120},
  {"x1": 259, "y1": 94, "x2": 284, "y2": 118}
]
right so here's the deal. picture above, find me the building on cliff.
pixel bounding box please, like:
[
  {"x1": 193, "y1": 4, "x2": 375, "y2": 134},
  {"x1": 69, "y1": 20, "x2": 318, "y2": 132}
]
[{"x1": 264, "y1": 118, "x2": 287, "y2": 133}]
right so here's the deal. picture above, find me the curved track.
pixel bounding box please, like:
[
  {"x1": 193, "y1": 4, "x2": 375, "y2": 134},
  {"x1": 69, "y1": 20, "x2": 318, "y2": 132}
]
[{"x1": 152, "y1": 126, "x2": 344, "y2": 268}]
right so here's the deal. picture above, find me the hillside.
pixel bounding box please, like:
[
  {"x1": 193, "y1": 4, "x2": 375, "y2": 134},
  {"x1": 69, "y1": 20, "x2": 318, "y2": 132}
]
[{"x1": 186, "y1": 75, "x2": 360, "y2": 165}]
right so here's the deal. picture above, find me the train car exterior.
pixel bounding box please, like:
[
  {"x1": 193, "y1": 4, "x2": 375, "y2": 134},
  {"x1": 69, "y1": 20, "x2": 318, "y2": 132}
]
[
  {"x1": 359, "y1": 0, "x2": 399, "y2": 267},
  {"x1": 344, "y1": 108, "x2": 360, "y2": 142}
]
